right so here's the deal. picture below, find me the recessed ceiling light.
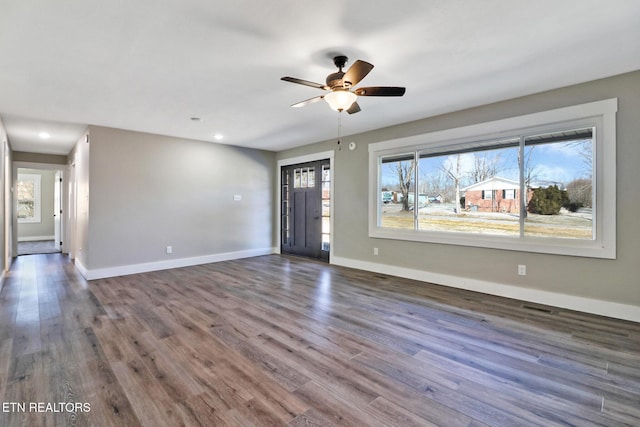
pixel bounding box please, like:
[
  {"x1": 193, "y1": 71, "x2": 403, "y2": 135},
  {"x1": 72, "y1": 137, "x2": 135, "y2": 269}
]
[
  {"x1": 38, "y1": 132, "x2": 50, "y2": 139},
  {"x1": 213, "y1": 133, "x2": 224, "y2": 141}
]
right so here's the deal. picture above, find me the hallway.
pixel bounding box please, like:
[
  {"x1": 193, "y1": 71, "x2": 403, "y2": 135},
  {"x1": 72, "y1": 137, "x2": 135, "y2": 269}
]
[{"x1": 17, "y1": 240, "x2": 60, "y2": 256}]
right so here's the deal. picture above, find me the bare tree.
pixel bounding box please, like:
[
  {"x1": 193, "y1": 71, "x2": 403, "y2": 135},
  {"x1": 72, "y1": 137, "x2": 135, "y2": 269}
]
[
  {"x1": 564, "y1": 139, "x2": 593, "y2": 208},
  {"x1": 566, "y1": 178, "x2": 592, "y2": 207},
  {"x1": 441, "y1": 154, "x2": 464, "y2": 214},
  {"x1": 395, "y1": 160, "x2": 415, "y2": 211},
  {"x1": 567, "y1": 139, "x2": 593, "y2": 178},
  {"x1": 470, "y1": 152, "x2": 501, "y2": 183},
  {"x1": 420, "y1": 169, "x2": 449, "y2": 200},
  {"x1": 522, "y1": 146, "x2": 542, "y2": 186}
]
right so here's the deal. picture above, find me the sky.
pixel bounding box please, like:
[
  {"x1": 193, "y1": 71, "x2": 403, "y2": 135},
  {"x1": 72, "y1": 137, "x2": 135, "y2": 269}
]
[{"x1": 381, "y1": 138, "x2": 592, "y2": 191}]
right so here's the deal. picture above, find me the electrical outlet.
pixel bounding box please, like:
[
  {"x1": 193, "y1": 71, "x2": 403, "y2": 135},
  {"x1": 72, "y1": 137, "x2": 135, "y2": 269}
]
[
  {"x1": 166, "y1": 246, "x2": 173, "y2": 254},
  {"x1": 518, "y1": 264, "x2": 526, "y2": 276},
  {"x1": 373, "y1": 247, "x2": 379, "y2": 256}
]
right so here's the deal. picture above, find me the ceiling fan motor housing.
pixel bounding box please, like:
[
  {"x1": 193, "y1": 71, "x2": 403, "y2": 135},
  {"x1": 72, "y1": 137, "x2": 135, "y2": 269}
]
[
  {"x1": 326, "y1": 55, "x2": 350, "y2": 89},
  {"x1": 326, "y1": 71, "x2": 346, "y2": 89}
]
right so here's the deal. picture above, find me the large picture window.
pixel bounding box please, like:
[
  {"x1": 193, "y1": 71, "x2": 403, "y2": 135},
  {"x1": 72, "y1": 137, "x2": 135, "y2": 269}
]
[{"x1": 369, "y1": 99, "x2": 617, "y2": 258}]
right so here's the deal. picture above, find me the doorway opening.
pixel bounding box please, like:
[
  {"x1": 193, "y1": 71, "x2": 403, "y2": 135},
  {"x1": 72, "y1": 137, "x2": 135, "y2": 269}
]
[
  {"x1": 16, "y1": 167, "x2": 63, "y2": 256},
  {"x1": 281, "y1": 159, "x2": 331, "y2": 262}
]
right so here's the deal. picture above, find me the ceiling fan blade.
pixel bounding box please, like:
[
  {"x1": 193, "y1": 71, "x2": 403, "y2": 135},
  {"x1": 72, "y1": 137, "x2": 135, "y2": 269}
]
[
  {"x1": 354, "y1": 86, "x2": 406, "y2": 96},
  {"x1": 281, "y1": 76, "x2": 329, "y2": 90},
  {"x1": 342, "y1": 60, "x2": 374, "y2": 87},
  {"x1": 346, "y1": 102, "x2": 361, "y2": 115},
  {"x1": 291, "y1": 95, "x2": 324, "y2": 108}
]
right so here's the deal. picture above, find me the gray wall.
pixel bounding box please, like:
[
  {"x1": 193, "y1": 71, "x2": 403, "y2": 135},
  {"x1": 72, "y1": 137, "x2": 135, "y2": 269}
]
[
  {"x1": 17, "y1": 168, "x2": 56, "y2": 241},
  {"x1": 13, "y1": 151, "x2": 67, "y2": 165},
  {"x1": 81, "y1": 125, "x2": 275, "y2": 270},
  {"x1": 0, "y1": 119, "x2": 9, "y2": 277},
  {"x1": 276, "y1": 70, "x2": 640, "y2": 308}
]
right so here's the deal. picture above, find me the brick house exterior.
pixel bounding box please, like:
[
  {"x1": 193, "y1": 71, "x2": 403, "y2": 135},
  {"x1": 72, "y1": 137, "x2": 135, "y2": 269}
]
[{"x1": 462, "y1": 177, "x2": 525, "y2": 213}]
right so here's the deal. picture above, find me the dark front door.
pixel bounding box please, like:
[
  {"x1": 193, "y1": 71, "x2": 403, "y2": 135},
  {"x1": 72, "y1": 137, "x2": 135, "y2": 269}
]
[{"x1": 281, "y1": 160, "x2": 330, "y2": 261}]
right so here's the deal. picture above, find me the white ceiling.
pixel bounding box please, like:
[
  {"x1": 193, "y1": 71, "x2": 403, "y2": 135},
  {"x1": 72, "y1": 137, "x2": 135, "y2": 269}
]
[{"x1": 1, "y1": 1, "x2": 639, "y2": 155}]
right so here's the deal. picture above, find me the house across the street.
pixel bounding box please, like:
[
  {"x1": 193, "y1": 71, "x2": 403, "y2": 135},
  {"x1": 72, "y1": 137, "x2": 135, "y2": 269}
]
[{"x1": 462, "y1": 177, "x2": 524, "y2": 213}]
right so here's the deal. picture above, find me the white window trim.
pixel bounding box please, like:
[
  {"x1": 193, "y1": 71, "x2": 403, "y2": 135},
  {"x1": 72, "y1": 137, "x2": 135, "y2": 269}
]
[
  {"x1": 504, "y1": 189, "x2": 515, "y2": 200},
  {"x1": 369, "y1": 98, "x2": 617, "y2": 259},
  {"x1": 17, "y1": 173, "x2": 42, "y2": 224}
]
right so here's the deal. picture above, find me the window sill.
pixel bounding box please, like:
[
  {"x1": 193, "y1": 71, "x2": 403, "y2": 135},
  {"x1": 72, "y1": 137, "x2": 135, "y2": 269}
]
[{"x1": 370, "y1": 227, "x2": 615, "y2": 259}]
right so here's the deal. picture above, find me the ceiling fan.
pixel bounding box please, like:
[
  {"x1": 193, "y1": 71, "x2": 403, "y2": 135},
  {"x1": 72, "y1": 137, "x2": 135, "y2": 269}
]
[{"x1": 281, "y1": 55, "x2": 406, "y2": 114}]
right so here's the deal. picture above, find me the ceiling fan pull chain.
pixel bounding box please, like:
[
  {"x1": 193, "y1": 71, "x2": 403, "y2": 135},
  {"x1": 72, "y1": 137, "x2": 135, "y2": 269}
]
[{"x1": 337, "y1": 112, "x2": 342, "y2": 150}]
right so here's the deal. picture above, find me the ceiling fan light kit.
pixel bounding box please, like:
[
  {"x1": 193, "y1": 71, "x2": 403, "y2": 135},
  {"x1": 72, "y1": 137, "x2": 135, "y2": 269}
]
[
  {"x1": 324, "y1": 90, "x2": 357, "y2": 112},
  {"x1": 281, "y1": 55, "x2": 405, "y2": 115}
]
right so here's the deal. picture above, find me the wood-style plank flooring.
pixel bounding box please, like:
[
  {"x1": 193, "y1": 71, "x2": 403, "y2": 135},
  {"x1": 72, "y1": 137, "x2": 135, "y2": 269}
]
[{"x1": 1, "y1": 253, "x2": 639, "y2": 426}]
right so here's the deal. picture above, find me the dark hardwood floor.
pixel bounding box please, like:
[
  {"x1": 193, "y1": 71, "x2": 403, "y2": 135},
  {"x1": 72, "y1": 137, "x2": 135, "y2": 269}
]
[
  {"x1": 17, "y1": 240, "x2": 60, "y2": 256},
  {"x1": 1, "y1": 253, "x2": 639, "y2": 426}
]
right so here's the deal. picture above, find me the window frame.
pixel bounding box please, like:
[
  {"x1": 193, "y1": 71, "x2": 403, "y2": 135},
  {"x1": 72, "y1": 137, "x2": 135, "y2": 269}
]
[
  {"x1": 17, "y1": 173, "x2": 42, "y2": 224},
  {"x1": 503, "y1": 189, "x2": 515, "y2": 200},
  {"x1": 368, "y1": 98, "x2": 617, "y2": 259}
]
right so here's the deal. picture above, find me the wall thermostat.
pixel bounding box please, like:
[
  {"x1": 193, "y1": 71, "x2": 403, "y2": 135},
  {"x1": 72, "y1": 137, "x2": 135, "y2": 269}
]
[{"x1": 348, "y1": 141, "x2": 357, "y2": 151}]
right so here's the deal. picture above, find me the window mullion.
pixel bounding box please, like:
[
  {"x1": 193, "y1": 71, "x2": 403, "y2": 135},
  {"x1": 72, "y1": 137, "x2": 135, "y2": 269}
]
[
  {"x1": 519, "y1": 136, "x2": 525, "y2": 237},
  {"x1": 414, "y1": 151, "x2": 419, "y2": 231}
]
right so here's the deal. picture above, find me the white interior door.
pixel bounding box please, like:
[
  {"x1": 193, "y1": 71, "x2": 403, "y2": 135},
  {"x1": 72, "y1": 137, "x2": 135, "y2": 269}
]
[{"x1": 54, "y1": 170, "x2": 61, "y2": 250}]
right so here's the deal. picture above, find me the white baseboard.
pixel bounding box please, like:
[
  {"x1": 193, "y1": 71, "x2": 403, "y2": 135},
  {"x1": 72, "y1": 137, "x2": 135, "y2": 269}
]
[
  {"x1": 76, "y1": 247, "x2": 277, "y2": 281},
  {"x1": 331, "y1": 256, "x2": 640, "y2": 323},
  {"x1": 74, "y1": 249, "x2": 640, "y2": 323},
  {"x1": 18, "y1": 235, "x2": 55, "y2": 242}
]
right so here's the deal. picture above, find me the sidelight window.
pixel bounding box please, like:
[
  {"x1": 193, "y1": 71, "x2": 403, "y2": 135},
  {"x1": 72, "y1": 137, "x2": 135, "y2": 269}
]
[{"x1": 321, "y1": 164, "x2": 331, "y2": 251}]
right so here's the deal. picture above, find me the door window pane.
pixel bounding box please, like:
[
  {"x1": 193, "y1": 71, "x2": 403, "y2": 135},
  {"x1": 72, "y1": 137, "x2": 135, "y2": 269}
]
[
  {"x1": 294, "y1": 169, "x2": 301, "y2": 188},
  {"x1": 322, "y1": 234, "x2": 330, "y2": 251},
  {"x1": 308, "y1": 167, "x2": 315, "y2": 187},
  {"x1": 321, "y1": 164, "x2": 330, "y2": 252}
]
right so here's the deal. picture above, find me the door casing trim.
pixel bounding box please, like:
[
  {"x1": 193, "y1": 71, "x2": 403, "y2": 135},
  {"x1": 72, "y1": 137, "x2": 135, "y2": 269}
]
[{"x1": 276, "y1": 150, "x2": 335, "y2": 263}]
